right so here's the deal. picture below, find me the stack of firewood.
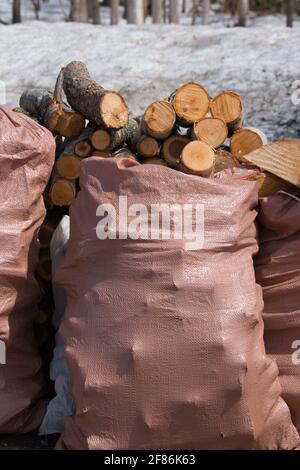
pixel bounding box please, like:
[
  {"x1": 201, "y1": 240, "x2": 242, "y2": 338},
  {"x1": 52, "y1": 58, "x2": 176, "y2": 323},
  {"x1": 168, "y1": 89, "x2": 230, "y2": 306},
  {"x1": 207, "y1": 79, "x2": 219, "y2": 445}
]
[{"x1": 14, "y1": 60, "x2": 300, "y2": 285}]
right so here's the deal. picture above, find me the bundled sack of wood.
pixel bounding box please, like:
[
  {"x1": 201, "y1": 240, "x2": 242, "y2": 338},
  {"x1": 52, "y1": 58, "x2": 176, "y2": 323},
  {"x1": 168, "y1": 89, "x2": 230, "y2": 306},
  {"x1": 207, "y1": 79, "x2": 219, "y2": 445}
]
[
  {"x1": 255, "y1": 191, "x2": 300, "y2": 432},
  {"x1": 0, "y1": 107, "x2": 55, "y2": 433},
  {"x1": 39, "y1": 215, "x2": 74, "y2": 435},
  {"x1": 54, "y1": 157, "x2": 299, "y2": 449}
]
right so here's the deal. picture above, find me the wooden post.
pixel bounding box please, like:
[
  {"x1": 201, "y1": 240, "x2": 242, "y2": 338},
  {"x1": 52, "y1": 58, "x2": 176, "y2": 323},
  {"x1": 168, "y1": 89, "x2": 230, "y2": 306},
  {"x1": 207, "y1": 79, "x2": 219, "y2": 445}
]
[
  {"x1": 152, "y1": 0, "x2": 162, "y2": 23},
  {"x1": 12, "y1": 0, "x2": 21, "y2": 23},
  {"x1": 287, "y1": 0, "x2": 294, "y2": 27},
  {"x1": 110, "y1": 0, "x2": 119, "y2": 24}
]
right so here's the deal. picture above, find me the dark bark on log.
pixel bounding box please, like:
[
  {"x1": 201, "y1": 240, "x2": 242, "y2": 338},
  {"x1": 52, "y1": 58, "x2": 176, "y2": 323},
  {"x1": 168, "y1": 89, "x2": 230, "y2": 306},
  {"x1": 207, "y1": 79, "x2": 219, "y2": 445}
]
[
  {"x1": 62, "y1": 61, "x2": 128, "y2": 129},
  {"x1": 19, "y1": 88, "x2": 85, "y2": 137},
  {"x1": 108, "y1": 118, "x2": 139, "y2": 150},
  {"x1": 113, "y1": 147, "x2": 138, "y2": 161}
]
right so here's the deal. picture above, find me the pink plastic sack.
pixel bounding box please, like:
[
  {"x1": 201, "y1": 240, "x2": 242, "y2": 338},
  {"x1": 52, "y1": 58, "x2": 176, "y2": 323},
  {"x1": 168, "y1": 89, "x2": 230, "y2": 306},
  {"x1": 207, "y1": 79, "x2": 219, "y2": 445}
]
[
  {"x1": 255, "y1": 191, "x2": 300, "y2": 432},
  {"x1": 0, "y1": 107, "x2": 55, "y2": 433},
  {"x1": 56, "y1": 157, "x2": 299, "y2": 449}
]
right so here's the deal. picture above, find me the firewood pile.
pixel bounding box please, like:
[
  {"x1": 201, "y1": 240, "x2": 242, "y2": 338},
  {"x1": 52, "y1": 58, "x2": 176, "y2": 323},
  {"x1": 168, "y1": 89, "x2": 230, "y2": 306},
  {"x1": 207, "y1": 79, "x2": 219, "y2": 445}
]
[{"x1": 12, "y1": 60, "x2": 300, "y2": 286}]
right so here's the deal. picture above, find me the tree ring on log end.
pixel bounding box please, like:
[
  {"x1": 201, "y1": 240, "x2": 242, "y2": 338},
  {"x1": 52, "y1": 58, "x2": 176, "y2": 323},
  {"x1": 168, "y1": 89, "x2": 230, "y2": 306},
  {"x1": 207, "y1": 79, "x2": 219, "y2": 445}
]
[
  {"x1": 181, "y1": 140, "x2": 215, "y2": 176},
  {"x1": 173, "y1": 82, "x2": 210, "y2": 124},
  {"x1": 143, "y1": 100, "x2": 176, "y2": 140},
  {"x1": 50, "y1": 179, "x2": 76, "y2": 206},
  {"x1": 100, "y1": 92, "x2": 129, "y2": 129}
]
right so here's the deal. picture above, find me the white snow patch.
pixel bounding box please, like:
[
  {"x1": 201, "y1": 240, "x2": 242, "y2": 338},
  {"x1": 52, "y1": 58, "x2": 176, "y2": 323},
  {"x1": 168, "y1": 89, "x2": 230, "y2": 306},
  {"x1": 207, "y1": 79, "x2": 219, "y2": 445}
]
[{"x1": 0, "y1": 8, "x2": 299, "y2": 140}]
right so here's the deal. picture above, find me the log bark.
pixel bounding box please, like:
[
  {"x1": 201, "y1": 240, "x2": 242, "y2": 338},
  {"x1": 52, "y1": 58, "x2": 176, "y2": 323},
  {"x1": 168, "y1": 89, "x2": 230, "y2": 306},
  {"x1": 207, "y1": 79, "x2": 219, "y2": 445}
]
[
  {"x1": 62, "y1": 61, "x2": 128, "y2": 129},
  {"x1": 210, "y1": 91, "x2": 243, "y2": 136},
  {"x1": 143, "y1": 100, "x2": 176, "y2": 140},
  {"x1": 202, "y1": 0, "x2": 210, "y2": 25},
  {"x1": 88, "y1": 0, "x2": 101, "y2": 24},
  {"x1": 180, "y1": 140, "x2": 215, "y2": 177},
  {"x1": 108, "y1": 118, "x2": 139, "y2": 150},
  {"x1": 127, "y1": 0, "x2": 144, "y2": 24},
  {"x1": 230, "y1": 127, "x2": 268, "y2": 163},
  {"x1": 162, "y1": 135, "x2": 190, "y2": 168},
  {"x1": 213, "y1": 148, "x2": 239, "y2": 174},
  {"x1": 169, "y1": 0, "x2": 180, "y2": 23},
  {"x1": 113, "y1": 147, "x2": 138, "y2": 161},
  {"x1": 12, "y1": 0, "x2": 21, "y2": 23},
  {"x1": 110, "y1": 0, "x2": 119, "y2": 24},
  {"x1": 171, "y1": 82, "x2": 210, "y2": 126},
  {"x1": 257, "y1": 171, "x2": 296, "y2": 198},
  {"x1": 37, "y1": 251, "x2": 52, "y2": 282},
  {"x1": 286, "y1": 0, "x2": 294, "y2": 27},
  {"x1": 237, "y1": 0, "x2": 248, "y2": 27},
  {"x1": 19, "y1": 88, "x2": 85, "y2": 137},
  {"x1": 142, "y1": 158, "x2": 167, "y2": 166},
  {"x1": 70, "y1": 0, "x2": 89, "y2": 22},
  {"x1": 192, "y1": 117, "x2": 228, "y2": 148},
  {"x1": 243, "y1": 140, "x2": 300, "y2": 188},
  {"x1": 92, "y1": 150, "x2": 112, "y2": 157},
  {"x1": 152, "y1": 0, "x2": 162, "y2": 23},
  {"x1": 12, "y1": 106, "x2": 39, "y2": 123},
  {"x1": 163, "y1": 0, "x2": 168, "y2": 22}
]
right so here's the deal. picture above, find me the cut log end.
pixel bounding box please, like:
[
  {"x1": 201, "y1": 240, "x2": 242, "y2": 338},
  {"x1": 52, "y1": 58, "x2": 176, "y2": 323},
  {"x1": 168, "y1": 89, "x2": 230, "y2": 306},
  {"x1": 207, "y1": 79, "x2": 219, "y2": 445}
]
[
  {"x1": 50, "y1": 179, "x2": 76, "y2": 206},
  {"x1": 56, "y1": 154, "x2": 81, "y2": 180},
  {"x1": 100, "y1": 91, "x2": 129, "y2": 129},
  {"x1": 173, "y1": 82, "x2": 210, "y2": 125},
  {"x1": 193, "y1": 117, "x2": 228, "y2": 148},
  {"x1": 230, "y1": 127, "x2": 268, "y2": 162},
  {"x1": 162, "y1": 135, "x2": 190, "y2": 168},
  {"x1": 137, "y1": 135, "x2": 160, "y2": 158},
  {"x1": 90, "y1": 129, "x2": 112, "y2": 150},
  {"x1": 210, "y1": 91, "x2": 243, "y2": 135},
  {"x1": 56, "y1": 111, "x2": 86, "y2": 138},
  {"x1": 143, "y1": 100, "x2": 176, "y2": 140},
  {"x1": 244, "y1": 140, "x2": 300, "y2": 188},
  {"x1": 74, "y1": 139, "x2": 92, "y2": 157},
  {"x1": 181, "y1": 141, "x2": 215, "y2": 177}
]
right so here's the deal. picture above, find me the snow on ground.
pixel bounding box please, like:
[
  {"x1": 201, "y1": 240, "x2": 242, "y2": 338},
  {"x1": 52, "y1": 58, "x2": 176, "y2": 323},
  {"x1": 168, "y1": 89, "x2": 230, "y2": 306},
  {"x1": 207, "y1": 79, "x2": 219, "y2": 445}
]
[{"x1": 0, "y1": 4, "x2": 299, "y2": 140}]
